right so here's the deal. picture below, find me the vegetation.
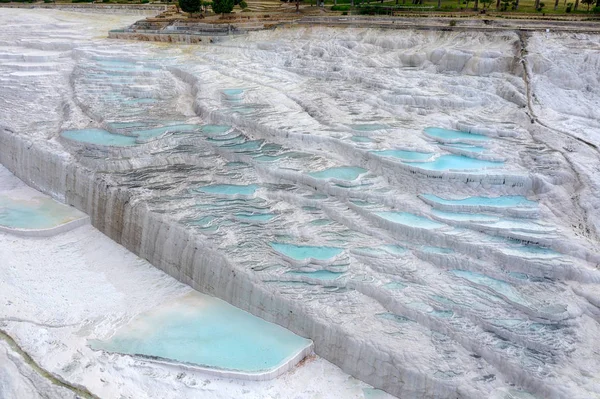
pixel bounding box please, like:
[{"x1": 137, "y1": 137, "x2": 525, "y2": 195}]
[
  {"x1": 1, "y1": 0, "x2": 598, "y2": 16},
  {"x1": 212, "y1": 0, "x2": 234, "y2": 13},
  {"x1": 179, "y1": 0, "x2": 201, "y2": 15},
  {"x1": 581, "y1": 0, "x2": 594, "y2": 10},
  {"x1": 322, "y1": 0, "x2": 600, "y2": 13}
]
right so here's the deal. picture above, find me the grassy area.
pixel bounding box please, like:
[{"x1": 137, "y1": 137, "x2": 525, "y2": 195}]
[
  {"x1": 320, "y1": 0, "x2": 600, "y2": 14},
  {"x1": 1, "y1": 0, "x2": 598, "y2": 15}
]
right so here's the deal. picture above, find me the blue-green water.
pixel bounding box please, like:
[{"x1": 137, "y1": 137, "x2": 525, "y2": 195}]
[
  {"x1": 234, "y1": 213, "x2": 274, "y2": 222},
  {"x1": 384, "y1": 281, "x2": 407, "y2": 290},
  {"x1": 424, "y1": 127, "x2": 490, "y2": 142},
  {"x1": 430, "y1": 309, "x2": 454, "y2": 319},
  {"x1": 451, "y1": 270, "x2": 524, "y2": 304},
  {"x1": 287, "y1": 270, "x2": 344, "y2": 281},
  {"x1": 421, "y1": 194, "x2": 537, "y2": 208},
  {"x1": 222, "y1": 88, "x2": 244, "y2": 97},
  {"x1": 380, "y1": 245, "x2": 407, "y2": 255},
  {"x1": 443, "y1": 143, "x2": 487, "y2": 153},
  {"x1": 376, "y1": 212, "x2": 446, "y2": 229},
  {"x1": 404, "y1": 155, "x2": 503, "y2": 171},
  {"x1": 0, "y1": 196, "x2": 83, "y2": 229},
  {"x1": 371, "y1": 149, "x2": 433, "y2": 161},
  {"x1": 350, "y1": 136, "x2": 374, "y2": 143},
  {"x1": 350, "y1": 124, "x2": 388, "y2": 131},
  {"x1": 431, "y1": 210, "x2": 499, "y2": 223},
  {"x1": 309, "y1": 166, "x2": 367, "y2": 181},
  {"x1": 62, "y1": 124, "x2": 202, "y2": 146},
  {"x1": 194, "y1": 184, "x2": 259, "y2": 196},
  {"x1": 89, "y1": 293, "x2": 311, "y2": 373},
  {"x1": 201, "y1": 124, "x2": 232, "y2": 135},
  {"x1": 271, "y1": 242, "x2": 343, "y2": 261}
]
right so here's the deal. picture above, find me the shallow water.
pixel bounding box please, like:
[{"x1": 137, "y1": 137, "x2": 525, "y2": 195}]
[
  {"x1": 271, "y1": 242, "x2": 343, "y2": 261},
  {"x1": 309, "y1": 166, "x2": 367, "y2": 181},
  {"x1": 89, "y1": 293, "x2": 311, "y2": 373},
  {"x1": 371, "y1": 149, "x2": 433, "y2": 161},
  {"x1": 404, "y1": 155, "x2": 503, "y2": 171},
  {"x1": 0, "y1": 195, "x2": 84, "y2": 229},
  {"x1": 61, "y1": 128, "x2": 137, "y2": 147},
  {"x1": 376, "y1": 212, "x2": 446, "y2": 229},
  {"x1": 424, "y1": 127, "x2": 490, "y2": 142},
  {"x1": 421, "y1": 194, "x2": 537, "y2": 208}
]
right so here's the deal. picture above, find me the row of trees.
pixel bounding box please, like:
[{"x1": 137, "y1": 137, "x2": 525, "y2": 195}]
[
  {"x1": 337, "y1": 0, "x2": 599, "y2": 11},
  {"x1": 440, "y1": 0, "x2": 600, "y2": 11}
]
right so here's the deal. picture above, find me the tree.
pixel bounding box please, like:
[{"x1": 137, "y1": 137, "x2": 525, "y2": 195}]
[
  {"x1": 179, "y1": 0, "x2": 201, "y2": 16},
  {"x1": 212, "y1": 0, "x2": 234, "y2": 13},
  {"x1": 582, "y1": 0, "x2": 594, "y2": 9}
]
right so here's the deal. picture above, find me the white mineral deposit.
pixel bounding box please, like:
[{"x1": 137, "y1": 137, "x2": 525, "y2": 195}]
[{"x1": 0, "y1": 7, "x2": 599, "y2": 399}]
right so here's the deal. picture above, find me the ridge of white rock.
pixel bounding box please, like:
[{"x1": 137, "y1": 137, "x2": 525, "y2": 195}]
[
  {"x1": 0, "y1": 163, "x2": 390, "y2": 399},
  {"x1": 1, "y1": 8, "x2": 600, "y2": 399}
]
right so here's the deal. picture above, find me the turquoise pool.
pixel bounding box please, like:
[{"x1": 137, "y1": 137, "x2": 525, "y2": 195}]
[{"x1": 89, "y1": 293, "x2": 311, "y2": 373}]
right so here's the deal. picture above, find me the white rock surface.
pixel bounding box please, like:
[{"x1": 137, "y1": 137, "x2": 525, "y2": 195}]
[
  {"x1": 0, "y1": 8, "x2": 599, "y2": 399},
  {"x1": 0, "y1": 163, "x2": 393, "y2": 399}
]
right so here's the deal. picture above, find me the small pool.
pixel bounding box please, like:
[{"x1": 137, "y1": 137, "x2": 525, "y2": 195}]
[
  {"x1": 350, "y1": 136, "x2": 374, "y2": 143},
  {"x1": 201, "y1": 124, "x2": 231, "y2": 135},
  {"x1": 431, "y1": 210, "x2": 499, "y2": 223},
  {"x1": 430, "y1": 309, "x2": 454, "y2": 319},
  {"x1": 384, "y1": 281, "x2": 407, "y2": 290},
  {"x1": 371, "y1": 149, "x2": 433, "y2": 161},
  {"x1": 309, "y1": 166, "x2": 367, "y2": 181},
  {"x1": 89, "y1": 293, "x2": 311, "y2": 373},
  {"x1": 271, "y1": 242, "x2": 343, "y2": 261},
  {"x1": 0, "y1": 195, "x2": 85, "y2": 230},
  {"x1": 421, "y1": 194, "x2": 537, "y2": 208},
  {"x1": 61, "y1": 128, "x2": 137, "y2": 147},
  {"x1": 443, "y1": 143, "x2": 487, "y2": 153},
  {"x1": 350, "y1": 124, "x2": 388, "y2": 131},
  {"x1": 403, "y1": 155, "x2": 503, "y2": 171},
  {"x1": 253, "y1": 152, "x2": 308, "y2": 162},
  {"x1": 376, "y1": 212, "x2": 446, "y2": 229},
  {"x1": 380, "y1": 245, "x2": 407, "y2": 255},
  {"x1": 286, "y1": 270, "x2": 344, "y2": 281},
  {"x1": 234, "y1": 213, "x2": 274, "y2": 223},
  {"x1": 222, "y1": 88, "x2": 244, "y2": 97},
  {"x1": 194, "y1": 184, "x2": 259, "y2": 196},
  {"x1": 424, "y1": 127, "x2": 490, "y2": 142},
  {"x1": 451, "y1": 270, "x2": 525, "y2": 305}
]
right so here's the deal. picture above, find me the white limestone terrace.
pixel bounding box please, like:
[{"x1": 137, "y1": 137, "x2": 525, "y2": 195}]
[
  {"x1": 0, "y1": 162, "x2": 389, "y2": 399},
  {"x1": 0, "y1": 8, "x2": 599, "y2": 399}
]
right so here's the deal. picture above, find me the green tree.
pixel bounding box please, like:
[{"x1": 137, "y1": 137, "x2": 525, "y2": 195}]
[
  {"x1": 179, "y1": 0, "x2": 201, "y2": 16},
  {"x1": 582, "y1": 0, "x2": 594, "y2": 9},
  {"x1": 212, "y1": 0, "x2": 234, "y2": 14}
]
